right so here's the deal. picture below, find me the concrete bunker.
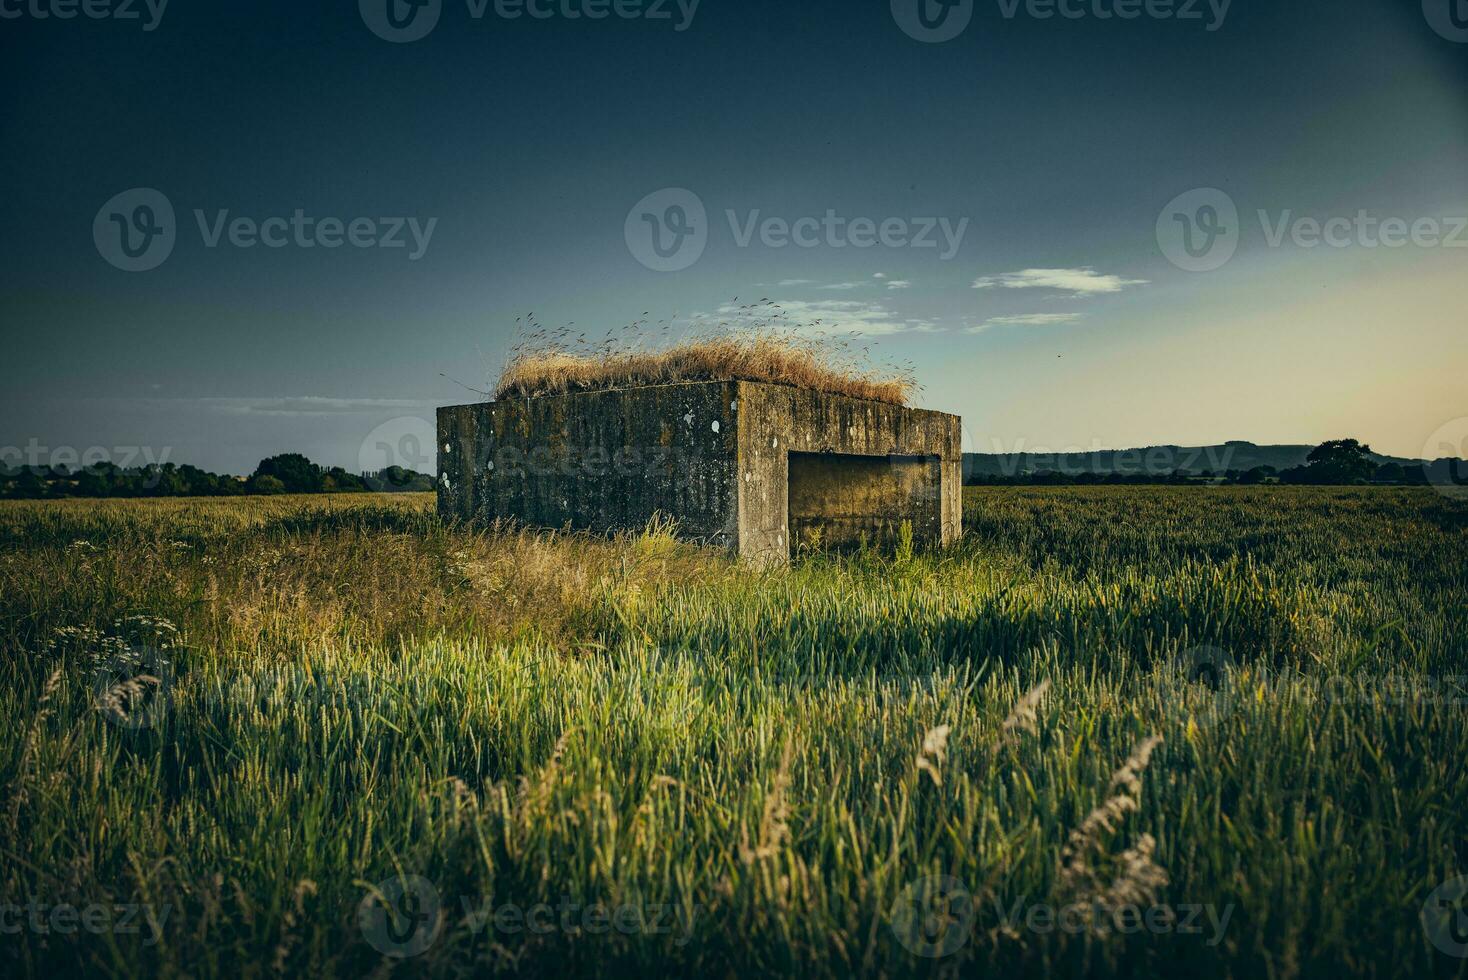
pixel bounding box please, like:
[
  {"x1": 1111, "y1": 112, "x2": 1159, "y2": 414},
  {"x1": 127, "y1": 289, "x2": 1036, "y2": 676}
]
[{"x1": 437, "y1": 380, "x2": 961, "y2": 562}]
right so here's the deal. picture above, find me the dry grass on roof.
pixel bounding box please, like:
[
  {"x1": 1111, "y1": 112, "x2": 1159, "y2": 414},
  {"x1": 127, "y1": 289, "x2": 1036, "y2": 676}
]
[{"x1": 493, "y1": 322, "x2": 916, "y2": 406}]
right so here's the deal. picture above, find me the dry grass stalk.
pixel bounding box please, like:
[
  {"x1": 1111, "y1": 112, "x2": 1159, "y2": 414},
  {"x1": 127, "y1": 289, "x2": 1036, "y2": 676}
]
[
  {"x1": 1108, "y1": 733, "x2": 1164, "y2": 797},
  {"x1": 272, "y1": 879, "x2": 318, "y2": 972},
  {"x1": 1056, "y1": 735, "x2": 1168, "y2": 921},
  {"x1": 1001, "y1": 680, "x2": 1051, "y2": 742},
  {"x1": 740, "y1": 739, "x2": 795, "y2": 865},
  {"x1": 517, "y1": 729, "x2": 573, "y2": 816},
  {"x1": 8, "y1": 668, "x2": 63, "y2": 825},
  {"x1": 95, "y1": 674, "x2": 161, "y2": 725},
  {"x1": 915, "y1": 724, "x2": 951, "y2": 787}
]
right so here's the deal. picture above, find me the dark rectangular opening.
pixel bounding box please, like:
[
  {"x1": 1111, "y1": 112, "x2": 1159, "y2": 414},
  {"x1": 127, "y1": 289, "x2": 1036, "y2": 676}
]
[{"x1": 787, "y1": 452, "x2": 941, "y2": 551}]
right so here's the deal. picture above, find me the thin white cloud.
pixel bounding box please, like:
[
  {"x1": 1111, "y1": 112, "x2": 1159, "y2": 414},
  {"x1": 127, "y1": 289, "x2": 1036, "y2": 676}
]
[
  {"x1": 713, "y1": 300, "x2": 935, "y2": 336},
  {"x1": 988, "y1": 313, "x2": 1084, "y2": 325},
  {"x1": 773, "y1": 275, "x2": 910, "y2": 292},
  {"x1": 971, "y1": 268, "x2": 1147, "y2": 296},
  {"x1": 964, "y1": 312, "x2": 1084, "y2": 334}
]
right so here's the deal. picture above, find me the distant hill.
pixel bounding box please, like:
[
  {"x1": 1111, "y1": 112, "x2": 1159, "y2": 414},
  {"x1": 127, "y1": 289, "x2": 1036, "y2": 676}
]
[{"x1": 964, "y1": 441, "x2": 1423, "y2": 479}]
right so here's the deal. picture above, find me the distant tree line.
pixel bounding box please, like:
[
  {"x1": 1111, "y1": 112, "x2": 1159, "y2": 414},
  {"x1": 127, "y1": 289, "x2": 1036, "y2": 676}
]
[
  {"x1": 967, "y1": 439, "x2": 1447, "y2": 487},
  {"x1": 0, "y1": 453, "x2": 434, "y2": 499}
]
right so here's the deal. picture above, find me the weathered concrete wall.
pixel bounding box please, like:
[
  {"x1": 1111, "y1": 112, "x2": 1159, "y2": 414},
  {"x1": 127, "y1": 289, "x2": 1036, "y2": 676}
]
[
  {"x1": 437, "y1": 380, "x2": 961, "y2": 561},
  {"x1": 438, "y1": 382, "x2": 741, "y2": 547},
  {"x1": 732, "y1": 382, "x2": 962, "y2": 561}
]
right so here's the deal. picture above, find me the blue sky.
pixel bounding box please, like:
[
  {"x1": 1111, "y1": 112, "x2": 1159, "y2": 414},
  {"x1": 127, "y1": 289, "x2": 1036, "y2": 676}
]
[{"x1": 2, "y1": 0, "x2": 1465, "y2": 473}]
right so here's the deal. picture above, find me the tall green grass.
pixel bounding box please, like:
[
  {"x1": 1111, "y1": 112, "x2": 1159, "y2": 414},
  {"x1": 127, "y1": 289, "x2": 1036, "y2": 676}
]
[{"x1": 1, "y1": 488, "x2": 1464, "y2": 977}]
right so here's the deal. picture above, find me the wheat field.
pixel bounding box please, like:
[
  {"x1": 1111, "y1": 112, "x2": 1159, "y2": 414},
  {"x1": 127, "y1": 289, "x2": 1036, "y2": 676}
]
[{"x1": 1, "y1": 488, "x2": 1465, "y2": 978}]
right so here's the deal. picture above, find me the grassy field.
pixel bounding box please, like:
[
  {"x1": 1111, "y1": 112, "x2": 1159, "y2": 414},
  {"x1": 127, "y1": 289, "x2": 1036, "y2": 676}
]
[{"x1": 1, "y1": 487, "x2": 1465, "y2": 978}]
